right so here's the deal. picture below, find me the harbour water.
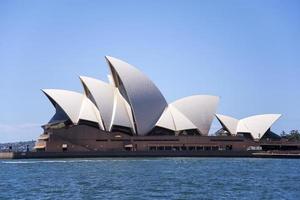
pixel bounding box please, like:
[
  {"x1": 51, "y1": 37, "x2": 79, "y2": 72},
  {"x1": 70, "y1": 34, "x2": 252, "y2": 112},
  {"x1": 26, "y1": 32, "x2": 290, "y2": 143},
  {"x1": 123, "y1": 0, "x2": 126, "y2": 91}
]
[{"x1": 0, "y1": 158, "x2": 299, "y2": 199}]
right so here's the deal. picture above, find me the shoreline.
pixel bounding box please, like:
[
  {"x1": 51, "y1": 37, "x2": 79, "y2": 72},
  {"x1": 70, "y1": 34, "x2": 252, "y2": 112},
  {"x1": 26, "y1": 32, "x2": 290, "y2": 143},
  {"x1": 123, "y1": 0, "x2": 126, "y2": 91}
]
[{"x1": 2, "y1": 150, "x2": 300, "y2": 159}]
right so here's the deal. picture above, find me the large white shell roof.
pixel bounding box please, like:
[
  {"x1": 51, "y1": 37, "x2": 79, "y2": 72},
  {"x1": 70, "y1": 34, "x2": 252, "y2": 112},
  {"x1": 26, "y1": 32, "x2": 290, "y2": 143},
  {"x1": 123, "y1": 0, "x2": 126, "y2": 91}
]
[
  {"x1": 79, "y1": 76, "x2": 136, "y2": 133},
  {"x1": 80, "y1": 76, "x2": 115, "y2": 131},
  {"x1": 216, "y1": 114, "x2": 282, "y2": 140},
  {"x1": 105, "y1": 56, "x2": 168, "y2": 136}
]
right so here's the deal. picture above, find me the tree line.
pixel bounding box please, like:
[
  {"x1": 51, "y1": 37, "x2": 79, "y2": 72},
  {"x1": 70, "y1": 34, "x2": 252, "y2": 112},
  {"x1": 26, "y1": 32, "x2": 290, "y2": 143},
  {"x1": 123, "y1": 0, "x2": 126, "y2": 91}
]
[{"x1": 280, "y1": 130, "x2": 300, "y2": 141}]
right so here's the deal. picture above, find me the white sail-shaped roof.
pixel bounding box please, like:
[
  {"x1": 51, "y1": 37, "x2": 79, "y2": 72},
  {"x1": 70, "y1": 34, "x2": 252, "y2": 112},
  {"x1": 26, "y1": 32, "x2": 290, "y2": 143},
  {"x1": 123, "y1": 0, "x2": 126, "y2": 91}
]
[
  {"x1": 105, "y1": 56, "x2": 168, "y2": 136},
  {"x1": 43, "y1": 89, "x2": 83, "y2": 124},
  {"x1": 80, "y1": 76, "x2": 115, "y2": 131},
  {"x1": 215, "y1": 114, "x2": 239, "y2": 135},
  {"x1": 42, "y1": 89, "x2": 104, "y2": 129},
  {"x1": 171, "y1": 106, "x2": 197, "y2": 131},
  {"x1": 107, "y1": 74, "x2": 116, "y2": 86},
  {"x1": 110, "y1": 90, "x2": 136, "y2": 133},
  {"x1": 156, "y1": 105, "x2": 197, "y2": 131},
  {"x1": 171, "y1": 95, "x2": 219, "y2": 135},
  {"x1": 79, "y1": 96, "x2": 104, "y2": 129},
  {"x1": 216, "y1": 114, "x2": 281, "y2": 139},
  {"x1": 80, "y1": 76, "x2": 135, "y2": 133},
  {"x1": 239, "y1": 114, "x2": 281, "y2": 139},
  {"x1": 156, "y1": 107, "x2": 176, "y2": 131}
]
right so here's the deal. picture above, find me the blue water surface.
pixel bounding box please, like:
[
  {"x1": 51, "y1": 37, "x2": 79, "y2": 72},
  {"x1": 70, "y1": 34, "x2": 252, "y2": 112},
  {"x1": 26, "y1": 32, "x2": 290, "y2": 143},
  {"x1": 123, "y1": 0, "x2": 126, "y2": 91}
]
[{"x1": 0, "y1": 158, "x2": 299, "y2": 200}]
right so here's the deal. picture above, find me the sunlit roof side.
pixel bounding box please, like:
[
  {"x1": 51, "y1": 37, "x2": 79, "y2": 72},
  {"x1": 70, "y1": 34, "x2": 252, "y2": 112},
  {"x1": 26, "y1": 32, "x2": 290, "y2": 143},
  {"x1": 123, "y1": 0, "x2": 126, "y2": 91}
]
[
  {"x1": 215, "y1": 114, "x2": 239, "y2": 135},
  {"x1": 79, "y1": 95, "x2": 104, "y2": 130},
  {"x1": 171, "y1": 95, "x2": 220, "y2": 135},
  {"x1": 156, "y1": 105, "x2": 197, "y2": 131},
  {"x1": 105, "y1": 56, "x2": 168, "y2": 136},
  {"x1": 239, "y1": 114, "x2": 282, "y2": 139},
  {"x1": 80, "y1": 76, "x2": 135, "y2": 133},
  {"x1": 42, "y1": 89, "x2": 83, "y2": 124},
  {"x1": 42, "y1": 89, "x2": 104, "y2": 129},
  {"x1": 79, "y1": 76, "x2": 115, "y2": 131},
  {"x1": 110, "y1": 89, "x2": 136, "y2": 133},
  {"x1": 216, "y1": 114, "x2": 282, "y2": 139}
]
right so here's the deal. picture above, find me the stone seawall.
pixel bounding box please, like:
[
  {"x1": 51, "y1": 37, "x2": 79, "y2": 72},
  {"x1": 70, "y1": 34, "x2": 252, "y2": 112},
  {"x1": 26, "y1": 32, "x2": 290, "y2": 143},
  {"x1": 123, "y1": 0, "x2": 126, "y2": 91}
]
[
  {"x1": 2, "y1": 151, "x2": 300, "y2": 159},
  {"x1": 13, "y1": 150, "x2": 255, "y2": 159},
  {"x1": 0, "y1": 152, "x2": 14, "y2": 159}
]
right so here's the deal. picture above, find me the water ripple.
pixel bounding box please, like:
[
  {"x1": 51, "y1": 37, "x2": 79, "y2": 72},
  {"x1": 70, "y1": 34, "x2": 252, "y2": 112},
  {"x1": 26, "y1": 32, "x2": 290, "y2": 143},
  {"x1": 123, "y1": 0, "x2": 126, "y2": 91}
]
[{"x1": 1, "y1": 158, "x2": 300, "y2": 199}]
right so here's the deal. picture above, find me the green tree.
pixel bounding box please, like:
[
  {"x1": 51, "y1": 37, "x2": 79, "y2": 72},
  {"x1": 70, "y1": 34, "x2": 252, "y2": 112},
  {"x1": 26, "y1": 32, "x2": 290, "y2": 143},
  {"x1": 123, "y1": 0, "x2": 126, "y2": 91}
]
[{"x1": 287, "y1": 130, "x2": 300, "y2": 141}]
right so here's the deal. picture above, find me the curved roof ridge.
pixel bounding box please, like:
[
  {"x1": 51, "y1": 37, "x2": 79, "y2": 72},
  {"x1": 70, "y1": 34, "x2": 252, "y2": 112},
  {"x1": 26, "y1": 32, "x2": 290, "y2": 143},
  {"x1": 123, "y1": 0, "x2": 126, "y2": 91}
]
[
  {"x1": 78, "y1": 95, "x2": 104, "y2": 130},
  {"x1": 216, "y1": 113, "x2": 282, "y2": 139},
  {"x1": 156, "y1": 105, "x2": 197, "y2": 132},
  {"x1": 239, "y1": 114, "x2": 282, "y2": 139},
  {"x1": 42, "y1": 89, "x2": 104, "y2": 129},
  {"x1": 42, "y1": 89, "x2": 83, "y2": 124},
  {"x1": 79, "y1": 76, "x2": 115, "y2": 131},
  {"x1": 215, "y1": 114, "x2": 239, "y2": 135},
  {"x1": 156, "y1": 106, "x2": 176, "y2": 131},
  {"x1": 241, "y1": 114, "x2": 282, "y2": 121},
  {"x1": 171, "y1": 95, "x2": 220, "y2": 135},
  {"x1": 105, "y1": 56, "x2": 168, "y2": 136},
  {"x1": 109, "y1": 89, "x2": 136, "y2": 133},
  {"x1": 169, "y1": 105, "x2": 197, "y2": 131}
]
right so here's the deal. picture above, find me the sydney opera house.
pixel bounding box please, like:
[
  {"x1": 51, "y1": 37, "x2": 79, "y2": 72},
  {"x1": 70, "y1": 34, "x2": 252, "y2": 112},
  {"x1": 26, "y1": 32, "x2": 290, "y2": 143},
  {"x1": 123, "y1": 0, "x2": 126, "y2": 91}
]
[{"x1": 34, "y1": 56, "x2": 288, "y2": 153}]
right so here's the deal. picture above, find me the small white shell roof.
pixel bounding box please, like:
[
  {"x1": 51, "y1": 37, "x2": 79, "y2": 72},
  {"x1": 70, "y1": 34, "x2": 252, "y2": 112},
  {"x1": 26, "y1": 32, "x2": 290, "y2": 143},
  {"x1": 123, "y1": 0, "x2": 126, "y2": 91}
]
[
  {"x1": 239, "y1": 114, "x2": 282, "y2": 139},
  {"x1": 42, "y1": 89, "x2": 104, "y2": 130},
  {"x1": 156, "y1": 105, "x2": 197, "y2": 131},
  {"x1": 215, "y1": 114, "x2": 239, "y2": 135},
  {"x1": 106, "y1": 56, "x2": 168, "y2": 136},
  {"x1": 216, "y1": 114, "x2": 282, "y2": 139},
  {"x1": 171, "y1": 95, "x2": 220, "y2": 135}
]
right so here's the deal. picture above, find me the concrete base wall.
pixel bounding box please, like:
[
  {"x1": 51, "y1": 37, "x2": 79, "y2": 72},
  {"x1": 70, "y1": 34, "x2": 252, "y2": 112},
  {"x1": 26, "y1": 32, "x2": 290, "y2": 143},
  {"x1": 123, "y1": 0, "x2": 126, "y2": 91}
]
[{"x1": 38, "y1": 125, "x2": 255, "y2": 152}]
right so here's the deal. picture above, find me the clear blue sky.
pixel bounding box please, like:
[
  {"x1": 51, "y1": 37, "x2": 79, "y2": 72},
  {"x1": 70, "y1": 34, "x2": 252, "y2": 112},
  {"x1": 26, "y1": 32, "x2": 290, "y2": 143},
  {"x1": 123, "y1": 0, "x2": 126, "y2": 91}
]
[{"x1": 0, "y1": 0, "x2": 299, "y2": 142}]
